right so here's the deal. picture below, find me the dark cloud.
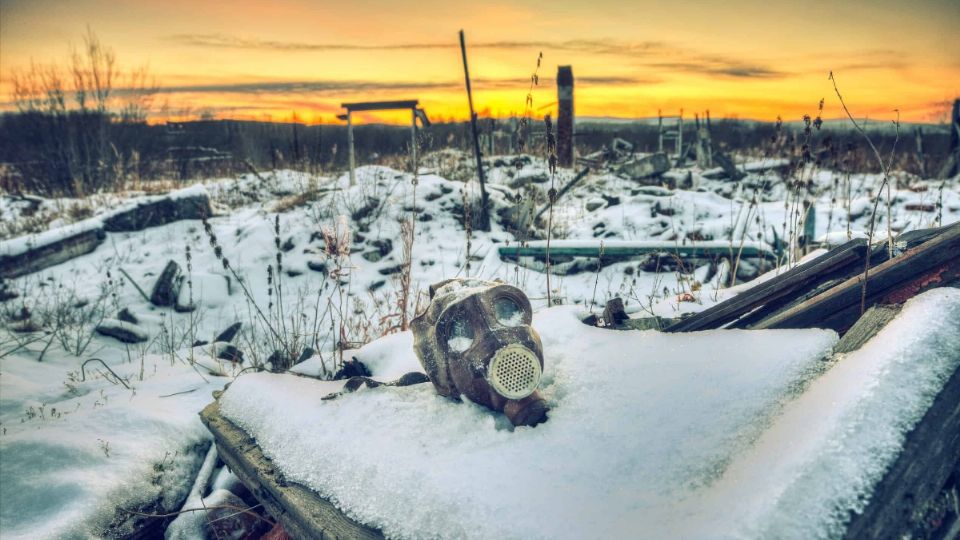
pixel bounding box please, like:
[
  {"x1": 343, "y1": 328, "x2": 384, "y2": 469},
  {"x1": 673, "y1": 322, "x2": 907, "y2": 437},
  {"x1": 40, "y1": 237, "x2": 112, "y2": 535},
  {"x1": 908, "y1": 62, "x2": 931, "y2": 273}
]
[
  {"x1": 166, "y1": 33, "x2": 783, "y2": 80},
  {"x1": 155, "y1": 80, "x2": 456, "y2": 94},
  {"x1": 652, "y1": 62, "x2": 786, "y2": 79},
  {"x1": 144, "y1": 75, "x2": 656, "y2": 96},
  {"x1": 165, "y1": 34, "x2": 667, "y2": 56}
]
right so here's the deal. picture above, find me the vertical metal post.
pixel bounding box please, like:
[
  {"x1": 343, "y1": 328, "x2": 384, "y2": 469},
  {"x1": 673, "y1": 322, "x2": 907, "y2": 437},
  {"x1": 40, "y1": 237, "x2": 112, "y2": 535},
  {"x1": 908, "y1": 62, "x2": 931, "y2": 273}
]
[
  {"x1": 347, "y1": 110, "x2": 356, "y2": 186},
  {"x1": 459, "y1": 29, "x2": 490, "y2": 230},
  {"x1": 411, "y1": 108, "x2": 418, "y2": 178},
  {"x1": 657, "y1": 110, "x2": 663, "y2": 153},
  {"x1": 556, "y1": 65, "x2": 574, "y2": 167},
  {"x1": 677, "y1": 111, "x2": 684, "y2": 159}
]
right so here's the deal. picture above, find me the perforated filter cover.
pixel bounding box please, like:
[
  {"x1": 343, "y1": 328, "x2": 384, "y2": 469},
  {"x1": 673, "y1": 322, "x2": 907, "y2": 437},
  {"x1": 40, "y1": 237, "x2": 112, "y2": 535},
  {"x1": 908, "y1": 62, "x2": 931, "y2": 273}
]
[{"x1": 487, "y1": 344, "x2": 542, "y2": 399}]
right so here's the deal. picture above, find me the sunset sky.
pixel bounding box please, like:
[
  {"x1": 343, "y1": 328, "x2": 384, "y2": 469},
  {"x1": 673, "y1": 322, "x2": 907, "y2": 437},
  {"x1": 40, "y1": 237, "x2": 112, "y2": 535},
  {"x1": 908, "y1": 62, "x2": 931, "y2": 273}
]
[{"x1": 2, "y1": 0, "x2": 958, "y2": 124}]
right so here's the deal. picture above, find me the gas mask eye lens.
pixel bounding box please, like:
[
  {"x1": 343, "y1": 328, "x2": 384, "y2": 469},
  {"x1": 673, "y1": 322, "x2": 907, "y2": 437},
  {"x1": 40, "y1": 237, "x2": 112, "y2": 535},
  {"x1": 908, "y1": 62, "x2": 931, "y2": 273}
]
[
  {"x1": 493, "y1": 296, "x2": 524, "y2": 327},
  {"x1": 447, "y1": 316, "x2": 475, "y2": 352}
]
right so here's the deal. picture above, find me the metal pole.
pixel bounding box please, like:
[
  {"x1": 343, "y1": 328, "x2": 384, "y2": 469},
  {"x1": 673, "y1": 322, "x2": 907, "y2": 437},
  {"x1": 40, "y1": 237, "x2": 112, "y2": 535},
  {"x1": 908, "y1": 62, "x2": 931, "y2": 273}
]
[
  {"x1": 459, "y1": 29, "x2": 490, "y2": 230},
  {"x1": 347, "y1": 111, "x2": 356, "y2": 186},
  {"x1": 556, "y1": 65, "x2": 574, "y2": 167},
  {"x1": 411, "y1": 108, "x2": 418, "y2": 178},
  {"x1": 677, "y1": 110, "x2": 684, "y2": 159}
]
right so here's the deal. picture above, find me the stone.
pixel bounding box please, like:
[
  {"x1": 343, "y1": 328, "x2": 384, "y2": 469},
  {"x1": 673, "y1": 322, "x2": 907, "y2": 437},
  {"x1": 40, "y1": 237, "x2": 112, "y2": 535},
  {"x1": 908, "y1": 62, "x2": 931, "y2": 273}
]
[
  {"x1": 214, "y1": 342, "x2": 244, "y2": 363},
  {"x1": 585, "y1": 198, "x2": 606, "y2": 212},
  {"x1": 334, "y1": 357, "x2": 371, "y2": 379},
  {"x1": 368, "y1": 238, "x2": 393, "y2": 257},
  {"x1": 150, "y1": 261, "x2": 182, "y2": 307},
  {"x1": 378, "y1": 264, "x2": 404, "y2": 276},
  {"x1": 396, "y1": 372, "x2": 430, "y2": 386},
  {"x1": 712, "y1": 152, "x2": 745, "y2": 181},
  {"x1": 618, "y1": 153, "x2": 670, "y2": 180},
  {"x1": 343, "y1": 376, "x2": 382, "y2": 392},
  {"x1": 307, "y1": 260, "x2": 327, "y2": 274},
  {"x1": 116, "y1": 308, "x2": 139, "y2": 324},
  {"x1": 601, "y1": 195, "x2": 621, "y2": 207},
  {"x1": 96, "y1": 319, "x2": 148, "y2": 343},
  {"x1": 214, "y1": 322, "x2": 243, "y2": 343},
  {"x1": 102, "y1": 192, "x2": 211, "y2": 232},
  {"x1": 297, "y1": 347, "x2": 315, "y2": 364},
  {"x1": 507, "y1": 172, "x2": 549, "y2": 189}
]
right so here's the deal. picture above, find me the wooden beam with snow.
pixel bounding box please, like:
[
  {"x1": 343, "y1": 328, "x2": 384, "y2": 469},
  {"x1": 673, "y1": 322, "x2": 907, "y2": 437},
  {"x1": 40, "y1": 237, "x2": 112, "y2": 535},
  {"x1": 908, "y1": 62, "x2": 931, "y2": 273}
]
[
  {"x1": 200, "y1": 401, "x2": 383, "y2": 540},
  {"x1": 751, "y1": 222, "x2": 960, "y2": 333},
  {"x1": 667, "y1": 223, "x2": 958, "y2": 334},
  {"x1": 666, "y1": 238, "x2": 869, "y2": 333},
  {"x1": 843, "y1": 360, "x2": 960, "y2": 538},
  {"x1": 498, "y1": 240, "x2": 778, "y2": 263}
]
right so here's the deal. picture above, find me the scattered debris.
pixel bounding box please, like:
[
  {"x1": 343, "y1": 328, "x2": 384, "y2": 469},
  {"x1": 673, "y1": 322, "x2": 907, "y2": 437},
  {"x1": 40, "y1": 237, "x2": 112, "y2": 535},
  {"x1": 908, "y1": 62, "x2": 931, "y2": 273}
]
[
  {"x1": 214, "y1": 322, "x2": 243, "y2": 343},
  {"x1": 96, "y1": 319, "x2": 149, "y2": 343},
  {"x1": 618, "y1": 153, "x2": 670, "y2": 181},
  {"x1": 150, "y1": 261, "x2": 182, "y2": 307},
  {"x1": 667, "y1": 222, "x2": 960, "y2": 334}
]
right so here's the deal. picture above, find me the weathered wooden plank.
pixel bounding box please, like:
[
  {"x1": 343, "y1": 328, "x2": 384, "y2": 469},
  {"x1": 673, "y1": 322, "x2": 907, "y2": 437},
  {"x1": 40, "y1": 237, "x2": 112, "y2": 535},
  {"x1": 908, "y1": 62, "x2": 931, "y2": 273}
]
[
  {"x1": 200, "y1": 401, "x2": 383, "y2": 540},
  {"x1": 842, "y1": 362, "x2": 960, "y2": 539},
  {"x1": 498, "y1": 242, "x2": 777, "y2": 262},
  {"x1": 752, "y1": 222, "x2": 960, "y2": 333},
  {"x1": 833, "y1": 304, "x2": 902, "y2": 354},
  {"x1": 666, "y1": 238, "x2": 868, "y2": 332},
  {"x1": 0, "y1": 227, "x2": 106, "y2": 279},
  {"x1": 102, "y1": 192, "x2": 211, "y2": 232},
  {"x1": 341, "y1": 100, "x2": 419, "y2": 112},
  {"x1": 668, "y1": 223, "x2": 959, "y2": 334}
]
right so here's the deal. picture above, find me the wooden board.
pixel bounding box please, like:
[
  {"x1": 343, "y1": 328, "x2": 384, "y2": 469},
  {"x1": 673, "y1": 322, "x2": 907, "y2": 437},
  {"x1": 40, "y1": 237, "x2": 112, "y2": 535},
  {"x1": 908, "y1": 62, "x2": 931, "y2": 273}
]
[
  {"x1": 341, "y1": 100, "x2": 419, "y2": 112},
  {"x1": 833, "y1": 304, "x2": 902, "y2": 354},
  {"x1": 498, "y1": 243, "x2": 777, "y2": 263},
  {"x1": 200, "y1": 401, "x2": 383, "y2": 540},
  {"x1": 752, "y1": 223, "x2": 960, "y2": 333},
  {"x1": 666, "y1": 238, "x2": 867, "y2": 333},
  {"x1": 843, "y1": 362, "x2": 960, "y2": 539},
  {"x1": 0, "y1": 227, "x2": 105, "y2": 279},
  {"x1": 666, "y1": 222, "x2": 960, "y2": 334}
]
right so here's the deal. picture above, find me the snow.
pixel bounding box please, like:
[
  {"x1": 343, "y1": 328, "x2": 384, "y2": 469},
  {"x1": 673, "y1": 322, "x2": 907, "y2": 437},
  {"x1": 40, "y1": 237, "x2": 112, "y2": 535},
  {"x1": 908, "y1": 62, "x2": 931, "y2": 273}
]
[
  {"x1": 219, "y1": 306, "x2": 839, "y2": 539},
  {"x1": 1, "y1": 152, "x2": 958, "y2": 537},
  {"x1": 0, "y1": 354, "x2": 227, "y2": 538}
]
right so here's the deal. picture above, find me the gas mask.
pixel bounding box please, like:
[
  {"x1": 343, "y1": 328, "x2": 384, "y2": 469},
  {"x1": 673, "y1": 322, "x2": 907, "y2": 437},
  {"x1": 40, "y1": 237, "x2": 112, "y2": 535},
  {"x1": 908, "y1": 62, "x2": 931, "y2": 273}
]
[{"x1": 412, "y1": 278, "x2": 549, "y2": 427}]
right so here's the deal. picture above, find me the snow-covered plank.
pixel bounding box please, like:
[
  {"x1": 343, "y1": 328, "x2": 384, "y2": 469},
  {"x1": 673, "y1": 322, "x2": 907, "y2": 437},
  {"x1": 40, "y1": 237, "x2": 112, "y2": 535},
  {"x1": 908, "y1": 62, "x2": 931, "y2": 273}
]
[
  {"x1": 498, "y1": 239, "x2": 777, "y2": 262},
  {"x1": 753, "y1": 221, "x2": 960, "y2": 332},
  {"x1": 0, "y1": 224, "x2": 105, "y2": 278},
  {"x1": 214, "y1": 308, "x2": 839, "y2": 539},
  {"x1": 199, "y1": 401, "x2": 383, "y2": 540}
]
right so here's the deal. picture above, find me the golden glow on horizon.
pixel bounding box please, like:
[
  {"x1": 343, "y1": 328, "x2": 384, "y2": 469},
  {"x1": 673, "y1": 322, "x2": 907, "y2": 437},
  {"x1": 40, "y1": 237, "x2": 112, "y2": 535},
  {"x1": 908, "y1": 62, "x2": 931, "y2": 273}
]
[{"x1": 1, "y1": 0, "x2": 958, "y2": 124}]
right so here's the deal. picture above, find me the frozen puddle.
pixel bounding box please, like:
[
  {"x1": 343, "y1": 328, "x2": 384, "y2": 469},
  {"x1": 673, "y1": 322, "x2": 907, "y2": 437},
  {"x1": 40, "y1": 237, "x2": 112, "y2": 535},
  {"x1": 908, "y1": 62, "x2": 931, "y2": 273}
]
[{"x1": 219, "y1": 289, "x2": 960, "y2": 539}]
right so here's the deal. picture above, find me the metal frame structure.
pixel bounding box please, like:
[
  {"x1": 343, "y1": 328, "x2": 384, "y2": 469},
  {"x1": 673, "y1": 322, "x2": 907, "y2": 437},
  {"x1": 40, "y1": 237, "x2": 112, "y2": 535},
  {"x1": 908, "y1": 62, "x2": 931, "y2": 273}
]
[
  {"x1": 339, "y1": 100, "x2": 430, "y2": 185},
  {"x1": 657, "y1": 109, "x2": 683, "y2": 158}
]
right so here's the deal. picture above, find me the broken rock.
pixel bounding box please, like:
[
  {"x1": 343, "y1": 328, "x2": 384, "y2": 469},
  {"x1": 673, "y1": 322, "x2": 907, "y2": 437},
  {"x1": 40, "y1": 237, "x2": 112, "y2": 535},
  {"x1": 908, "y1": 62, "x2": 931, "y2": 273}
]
[
  {"x1": 618, "y1": 153, "x2": 670, "y2": 181},
  {"x1": 96, "y1": 319, "x2": 149, "y2": 343},
  {"x1": 150, "y1": 261, "x2": 182, "y2": 307}
]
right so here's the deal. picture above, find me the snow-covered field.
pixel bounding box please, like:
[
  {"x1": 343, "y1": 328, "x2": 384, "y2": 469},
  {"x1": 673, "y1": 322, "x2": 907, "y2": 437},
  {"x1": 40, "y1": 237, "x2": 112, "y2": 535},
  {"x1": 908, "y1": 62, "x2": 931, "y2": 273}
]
[{"x1": 1, "y1": 151, "x2": 959, "y2": 538}]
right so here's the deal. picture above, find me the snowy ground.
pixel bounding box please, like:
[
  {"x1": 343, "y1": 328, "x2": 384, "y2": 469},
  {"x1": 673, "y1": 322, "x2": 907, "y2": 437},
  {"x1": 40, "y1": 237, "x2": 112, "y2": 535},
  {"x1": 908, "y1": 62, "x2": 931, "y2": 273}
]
[{"x1": 1, "y1": 151, "x2": 959, "y2": 538}]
